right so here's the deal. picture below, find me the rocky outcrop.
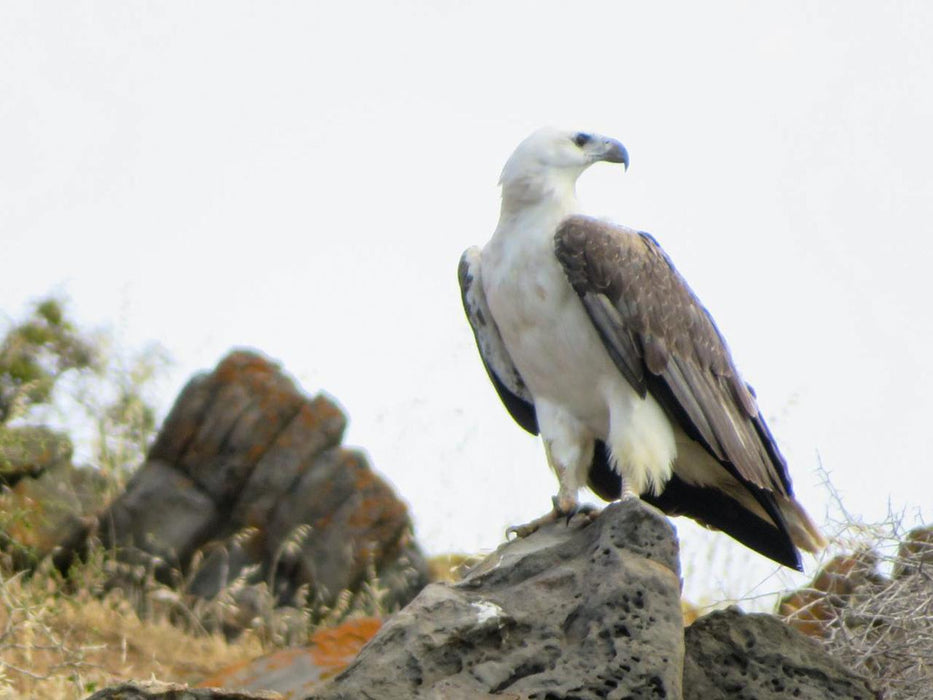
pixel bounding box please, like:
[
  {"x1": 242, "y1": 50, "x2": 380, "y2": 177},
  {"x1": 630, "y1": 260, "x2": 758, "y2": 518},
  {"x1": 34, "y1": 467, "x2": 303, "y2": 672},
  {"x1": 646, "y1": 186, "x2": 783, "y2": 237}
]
[
  {"x1": 55, "y1": 350, "x2": 428, "y2": 626},
  {"x1": 301, "y1": 499, "x2": 875, "y2": 700},
  {"x1": 83, "y1": 497, "x2": 877, "y2": 699},
  {"x1": 309, "y1": 499, "x2": 686, "y2": 699}
]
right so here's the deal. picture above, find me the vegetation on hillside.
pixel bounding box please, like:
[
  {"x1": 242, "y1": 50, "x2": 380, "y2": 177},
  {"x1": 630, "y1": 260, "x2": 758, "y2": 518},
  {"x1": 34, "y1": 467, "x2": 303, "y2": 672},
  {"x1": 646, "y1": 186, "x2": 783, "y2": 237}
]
[
  {"x1": 0, "y1": 297, "x2": 404, "y2": 697},
  {"x1": 0, "y1": 297, "x2": 166, "y2": 490},
  {"x1": 0, "y1": 297, "x2": 231, "y2": 697}
]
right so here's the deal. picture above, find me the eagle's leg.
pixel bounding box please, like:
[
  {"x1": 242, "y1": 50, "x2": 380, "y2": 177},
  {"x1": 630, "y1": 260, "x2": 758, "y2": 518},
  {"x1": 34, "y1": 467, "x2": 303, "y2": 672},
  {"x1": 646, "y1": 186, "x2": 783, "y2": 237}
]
[
  {"x1": 505, "y1": 502, "x2": 562, "y2": 539},
  {"x1": 506, "y1": 415, "x2": 597, "y2": 538},
  {"x1": 506, "y1": 497, "x2": 598, "y2": 539}
]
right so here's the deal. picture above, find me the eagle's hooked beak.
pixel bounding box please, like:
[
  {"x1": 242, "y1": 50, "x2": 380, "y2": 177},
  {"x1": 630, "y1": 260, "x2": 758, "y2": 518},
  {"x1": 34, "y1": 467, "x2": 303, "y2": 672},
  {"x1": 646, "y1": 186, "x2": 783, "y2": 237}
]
[{"x1": 600, "y1": 138, "x2": 630, "y2": 171}]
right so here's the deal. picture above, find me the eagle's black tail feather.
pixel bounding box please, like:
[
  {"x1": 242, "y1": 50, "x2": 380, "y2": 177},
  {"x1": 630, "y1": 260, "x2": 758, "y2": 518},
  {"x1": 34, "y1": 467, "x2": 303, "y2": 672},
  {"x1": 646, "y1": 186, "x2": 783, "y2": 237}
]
[{"x1": 586, "y1": 441, "x2": 802, "y2": 571}]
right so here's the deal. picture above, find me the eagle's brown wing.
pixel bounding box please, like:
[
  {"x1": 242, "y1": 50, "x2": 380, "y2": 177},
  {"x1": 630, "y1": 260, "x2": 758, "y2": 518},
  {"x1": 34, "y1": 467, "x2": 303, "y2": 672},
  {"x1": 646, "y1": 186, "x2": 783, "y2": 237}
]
[{"x1": 554, "y1": 215, "x2": 791, "y2": 497}]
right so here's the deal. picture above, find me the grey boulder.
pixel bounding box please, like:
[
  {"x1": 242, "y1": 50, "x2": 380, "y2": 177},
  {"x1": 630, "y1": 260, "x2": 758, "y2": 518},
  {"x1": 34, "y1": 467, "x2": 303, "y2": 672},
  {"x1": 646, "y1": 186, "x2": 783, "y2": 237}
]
[
  {"x1": 308, "y1": 498, "x2": 685, "y2": 699},
  {"x1": 684, "y1": 607, "x2": 879, "y2": 699}
]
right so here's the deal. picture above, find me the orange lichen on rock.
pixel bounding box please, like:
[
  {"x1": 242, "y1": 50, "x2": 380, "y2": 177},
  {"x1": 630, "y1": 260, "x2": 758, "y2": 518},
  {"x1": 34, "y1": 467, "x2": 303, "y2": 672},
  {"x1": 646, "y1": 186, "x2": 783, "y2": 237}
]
[
  {"x1": 214, "y1": 350, "x2": 280, "y2": 385},
  {"x1": 308, "y1": 617, "x2": 382, "y2": 678},
  {"x1": 779, "y1": 550, "x2": 882, "y2": 638},
  {"x1": 195, "y1": 618, "x2": 381, "y2": 695}
]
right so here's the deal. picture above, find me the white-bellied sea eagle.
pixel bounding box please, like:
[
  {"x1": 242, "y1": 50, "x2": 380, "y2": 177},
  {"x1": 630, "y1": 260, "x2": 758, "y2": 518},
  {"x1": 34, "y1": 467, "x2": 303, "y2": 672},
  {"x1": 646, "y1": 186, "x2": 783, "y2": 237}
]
[{"x1": 459, "y1": 127, "x2": 825, "y2": 570}]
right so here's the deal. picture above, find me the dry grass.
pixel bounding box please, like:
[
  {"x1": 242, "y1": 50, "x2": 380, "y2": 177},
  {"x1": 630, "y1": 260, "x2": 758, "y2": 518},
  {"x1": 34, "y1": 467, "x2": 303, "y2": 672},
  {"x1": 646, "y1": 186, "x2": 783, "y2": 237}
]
[
  {"x1": 0, "y1": 526, "x2": 413, "y2": 699},
  {"x1": 0, "y1": 563, "x2": 264, "y2": 699},
  {"x1": 820, "y1": 564, "x2": 933, "y2": 699},
  {"x1": 780, "y1": 479, "x2": 933, "y2": 700}
]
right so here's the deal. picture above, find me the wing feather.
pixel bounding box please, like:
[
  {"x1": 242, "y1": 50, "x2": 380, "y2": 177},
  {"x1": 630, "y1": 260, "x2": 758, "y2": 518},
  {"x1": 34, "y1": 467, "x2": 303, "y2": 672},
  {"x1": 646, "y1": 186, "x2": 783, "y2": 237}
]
[
  {"x1": 579, "y1": 292, "x2": 646, "y2": 396},
  {"x1": 555, "y1": 215, "x2": 788, "y2": 496},
  {"x1": 458, "y1": 248, "x2": 538, "y2": 435}
]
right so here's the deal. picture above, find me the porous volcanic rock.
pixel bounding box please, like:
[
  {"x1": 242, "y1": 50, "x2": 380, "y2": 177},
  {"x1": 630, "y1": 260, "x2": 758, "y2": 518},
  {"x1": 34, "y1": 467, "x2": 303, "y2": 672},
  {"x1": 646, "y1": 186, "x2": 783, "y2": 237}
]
[
  {"x1": 684, "y1": 607, "x2": 879, "y2": 699},
  {"x1": 308, "y1": 498, "x2": 686, "y2": 700},
  {"x1": 55, "y1": 350, "x2": 428, "y2": 626}
]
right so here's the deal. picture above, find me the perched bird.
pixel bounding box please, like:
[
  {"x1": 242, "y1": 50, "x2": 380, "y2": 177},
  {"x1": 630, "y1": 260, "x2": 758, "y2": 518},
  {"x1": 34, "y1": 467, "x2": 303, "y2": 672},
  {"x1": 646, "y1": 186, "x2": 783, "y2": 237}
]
[{"x1": 459, "y1": 127, "x2": 825, "y2": 570}]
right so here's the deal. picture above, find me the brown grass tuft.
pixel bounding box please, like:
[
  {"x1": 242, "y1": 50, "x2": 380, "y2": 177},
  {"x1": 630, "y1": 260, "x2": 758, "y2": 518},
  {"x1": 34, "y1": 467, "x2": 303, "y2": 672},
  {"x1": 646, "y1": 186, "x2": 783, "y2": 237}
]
[{"x1": 0, "y1": 558, "x2": 263, "y2": 699}]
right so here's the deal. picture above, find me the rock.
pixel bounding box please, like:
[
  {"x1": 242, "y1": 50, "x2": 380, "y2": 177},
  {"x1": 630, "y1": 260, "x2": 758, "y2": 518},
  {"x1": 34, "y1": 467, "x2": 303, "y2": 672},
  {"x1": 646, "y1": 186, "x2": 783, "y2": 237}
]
[
  {"x1": 0, "y1": 424, "x2": 72, "y2": 486},
  {"x1": 79, "y1": 494, "x2": 876, "y2": 698},
  {"x1": 778, "y1": 550, "x2": 884, "y2": 639},
  {"x1": 84, "y1": 680, "x2": 280, "y2": 699},
  {"x1": 308, "y1": 498, "x2": 686, "y2": 699},
  {"x1": 296, "y1": 499, "x2": 874, "y2": 700},
  {"x1": 894, "y1": 526, "x2": 933, "y2": 579},
  {"x1": 684, "y1": 607, "x2": 879, "y2": 700},
  {"x1": 0, "y1": 426, "x2": 107, "y2": 568},
  {"x1": 264, "y1": 448, "x2": 418, "y2": 607},
  {"x1": 98, "y1": 459, "x2": 220, "y2": 567},
  {"x1": 54, "y1": 350, "x2": 429, "y2": 631}
]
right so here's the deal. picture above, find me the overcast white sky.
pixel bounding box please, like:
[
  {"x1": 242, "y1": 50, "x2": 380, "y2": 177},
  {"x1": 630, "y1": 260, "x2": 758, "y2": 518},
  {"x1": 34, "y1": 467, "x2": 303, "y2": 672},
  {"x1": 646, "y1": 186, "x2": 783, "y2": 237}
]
[{"x1": 3, "y1": 2, "x2": 932, "y2": 603}]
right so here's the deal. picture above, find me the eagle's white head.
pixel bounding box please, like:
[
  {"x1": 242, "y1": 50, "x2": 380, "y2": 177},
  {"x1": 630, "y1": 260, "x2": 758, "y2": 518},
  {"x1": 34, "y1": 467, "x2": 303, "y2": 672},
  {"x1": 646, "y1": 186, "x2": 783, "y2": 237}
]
[{"x1": 498, "y1": 127, "x2": 629, "y2": 210}]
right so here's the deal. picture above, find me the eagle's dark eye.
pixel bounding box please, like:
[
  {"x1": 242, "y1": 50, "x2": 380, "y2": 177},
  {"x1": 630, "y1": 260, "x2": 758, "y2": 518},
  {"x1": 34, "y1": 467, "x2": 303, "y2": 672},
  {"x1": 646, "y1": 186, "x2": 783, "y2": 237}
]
[{"x1": 573, "y1": 132, "x2": 592, "y2": 148}]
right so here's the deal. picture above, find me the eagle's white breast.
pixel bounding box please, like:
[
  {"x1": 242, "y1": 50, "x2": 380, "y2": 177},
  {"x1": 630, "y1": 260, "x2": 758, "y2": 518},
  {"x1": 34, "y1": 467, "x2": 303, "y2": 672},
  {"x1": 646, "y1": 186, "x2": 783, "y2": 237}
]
[{"x1": 481, "y1": 198, "x2": 677, "y2": 496}]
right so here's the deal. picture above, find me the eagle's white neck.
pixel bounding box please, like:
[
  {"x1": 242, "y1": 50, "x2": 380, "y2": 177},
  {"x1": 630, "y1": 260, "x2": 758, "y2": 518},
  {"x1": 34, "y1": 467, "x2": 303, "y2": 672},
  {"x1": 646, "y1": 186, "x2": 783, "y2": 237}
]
[{"x1": 498, "y1": 171, "x2": 581, "y2": 225}]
